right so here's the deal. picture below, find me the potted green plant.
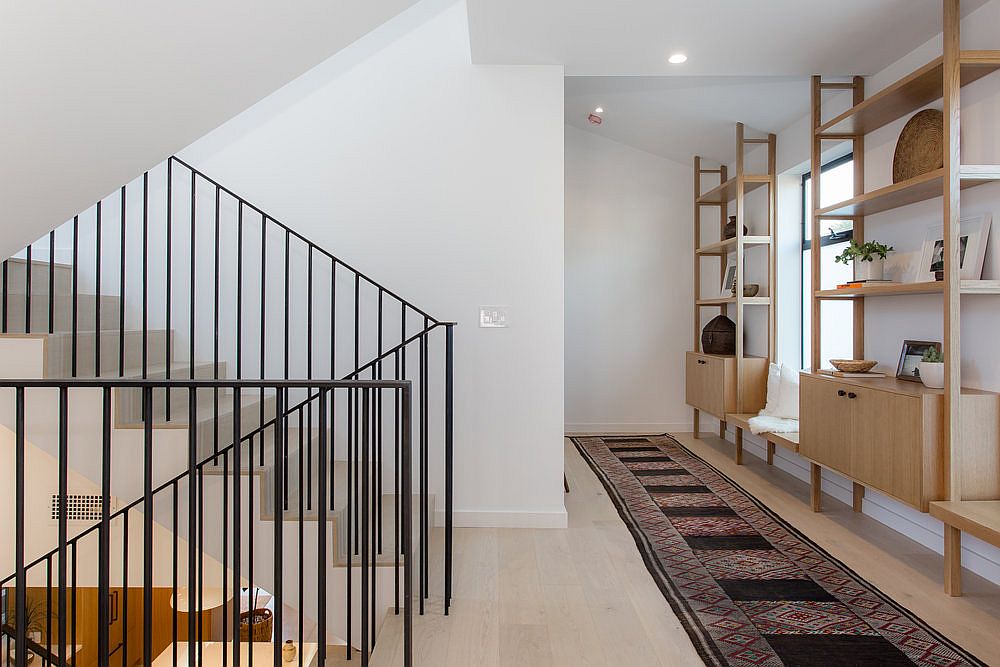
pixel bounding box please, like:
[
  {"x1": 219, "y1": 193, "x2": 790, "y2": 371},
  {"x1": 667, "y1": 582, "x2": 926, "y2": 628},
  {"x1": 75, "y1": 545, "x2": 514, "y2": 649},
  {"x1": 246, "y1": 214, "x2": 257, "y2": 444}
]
[
  {"x1": 918, "y1": 347, "x2": 945, "y2": 389},
  {"x1": 833, "y1": 239, "x2": 894, "y2": 281}
]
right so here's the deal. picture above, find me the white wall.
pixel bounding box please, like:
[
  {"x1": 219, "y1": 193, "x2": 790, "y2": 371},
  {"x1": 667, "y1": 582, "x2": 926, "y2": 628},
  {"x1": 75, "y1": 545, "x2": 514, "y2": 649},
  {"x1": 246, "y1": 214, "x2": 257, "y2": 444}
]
[
  {"x1": 565, "y1": 127, "x2": 693, "y2": 433},
  {"x1": 731, "y1": 0, "x2": 1000, "y2": 584},
  {"x1": 177, "y1": 0, "x2": 567, "y2": 528}
]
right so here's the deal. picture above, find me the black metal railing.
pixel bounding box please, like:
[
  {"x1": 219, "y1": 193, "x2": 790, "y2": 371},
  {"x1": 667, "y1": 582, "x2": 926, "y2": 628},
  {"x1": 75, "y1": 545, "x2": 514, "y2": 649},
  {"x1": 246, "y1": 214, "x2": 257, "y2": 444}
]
[
  {"x1": 0, "y1": 156, "x2": 456, "y2": 664},
  {"x1": 0, "y1": 378, "x2": 413, "y2": 667}
]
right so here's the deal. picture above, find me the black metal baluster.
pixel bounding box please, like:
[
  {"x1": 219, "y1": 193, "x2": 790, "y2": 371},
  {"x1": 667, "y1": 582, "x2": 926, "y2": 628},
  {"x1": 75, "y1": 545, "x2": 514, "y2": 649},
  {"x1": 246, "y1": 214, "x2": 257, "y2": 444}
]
[
  {"x1": 377, "y1": 290, "x2": 383, "y2": 556},
  {"x1": 370, "y1": 381, "x2": 377, "y2": 652},
  {"x1": 99, "y1": 388, "x2": 112, "y2": 664},
  {"x1": 214, "y1": 186, "x2": 221, "y2": 461},
  {"x1": 96, "y1": 203, "x2": 102, "y2": 376},
  {"x1": 198, "y1": 465, "x2": 205, "y2": 665},
  {"x1": 48, "y1": 231, "x2": 55, "y2": 334},
  {"x1": 2, "y1": 259, "x2": 8, "y2": 333},
  {"x1": 222, "y1": 448, "x2": 229, "y2": 667},
  {"x1": 247, "y1": 412, "x2": 254, "y2": 667},
  {"x1": 419, "y1": 327, "x2": 427, "y2": 614},
  {"x1": 172, "y1": 481, "x2": 178, "y2": 667},
  {"x1": 394, "y1": 348, "x2": 401, "y2": 614},
  {"x1": 330, "y1": 260, "x2": 337, "y2": 509},
  {"x1": 284, "y1": 229, "x2": 290, "y2": 384},
  {"x1": 24, "y1": 243, "x2": 31, "y2": 334},
  {"x1": 361, "y1": 388, "x2": 370, "y2": 666},
  {"x1": 298, "y1": 406, "x2": 305, "y2": 667},
  {"x1": 354, "y1": 274, "x2": 360, "y2": 555},
  {"x1": 273, "y1": 387, "x2": 285, "y2": 667},
  {"x1": 445, "y1": 324, "x2": 455, "y2": 614},
  {"x1": 119, "y1": 186, "x2": 126, "y2": 377},
  {"x1": 143, "y1": 386, "x2": 154, "y2": 666},
  {"x1": 188, "y1": 387, "x2": 198, "y2": 666},
  {"x1": 260, "y1": 218, "x2": 267, "y2": 440},
  {"x1": 346, "y1": 390, "x2": 353, "y2": 660},
  {"x1": 232, "y1": 387, "x2": 242, "y2": 667},
  {"x1": 14, "y1": 387, "x2": 25, "y2": 667},
  {"x1": 71, "y1": 542, "x2": 77, "y2": 665},
  {"x1": 57, "y1": 387, "x2": 68, "y2": 663},
  {"x1": 45, "y1": 557, "x2": 52, "y2": 664},
  {"x1": 401, "y1": 384, "x2": 413, "y2": 667},
  {"x1": 189, "y1": 170, "x2": 197, "y2": 384},
  {"x1": 307, "y1": 246, "x2": 313, "y2": 512},
  {"x1": 165, "y1": 162, "x2": 173, "y2": 420},
  {"x1": 317, "y1": 387, "x2": 328, "y2": 665},
  {"x1": 72, "y1": 217, "x2": 79, "y2": 375},
  {"x1": 142, "y1": 173, "x2": 149, "y2": 379},
  {"x1": 122, "y1": 510, "x2": 129, "y2": 667}
]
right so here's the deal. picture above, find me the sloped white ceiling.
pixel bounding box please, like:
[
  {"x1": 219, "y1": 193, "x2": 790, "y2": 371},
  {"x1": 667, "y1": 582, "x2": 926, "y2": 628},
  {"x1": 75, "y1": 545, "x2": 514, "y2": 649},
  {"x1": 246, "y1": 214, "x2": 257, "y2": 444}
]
[{"x1": 0, "y1": 0, "x2": 420, "y2": 257}]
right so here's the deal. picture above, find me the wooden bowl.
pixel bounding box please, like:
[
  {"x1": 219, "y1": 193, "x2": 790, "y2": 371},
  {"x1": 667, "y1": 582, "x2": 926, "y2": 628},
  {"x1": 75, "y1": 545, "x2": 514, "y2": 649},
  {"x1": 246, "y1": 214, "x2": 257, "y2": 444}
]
[{"x1": 830, "y1": 359, "x2": 877, "y2": 373}]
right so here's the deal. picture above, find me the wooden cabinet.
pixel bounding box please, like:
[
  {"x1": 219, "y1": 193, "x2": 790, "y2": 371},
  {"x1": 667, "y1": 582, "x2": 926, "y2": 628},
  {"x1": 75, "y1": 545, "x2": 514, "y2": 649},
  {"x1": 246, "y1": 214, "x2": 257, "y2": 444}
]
[
  {"x1": 686, "y1": 352, "x2": 767, "y2": 420},
  {"x1": 800, "y1": 372, "x2": 1000, "y2": 511}
]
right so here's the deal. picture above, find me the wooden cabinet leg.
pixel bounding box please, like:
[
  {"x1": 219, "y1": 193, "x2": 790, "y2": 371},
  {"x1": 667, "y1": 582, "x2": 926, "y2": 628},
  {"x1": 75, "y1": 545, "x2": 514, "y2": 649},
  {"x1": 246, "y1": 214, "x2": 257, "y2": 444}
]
[
  {"x1": 766, "y1": 441, "x2": 775, "y2": 466},
  {"x1": 735, "y1": 427, "x2": 743, "y2": 465},
  {"x1": 719, "y1": 420, "x2": 727, "y2": 439},
  {"x1": 693, "y1": 409, "x2": 700, "y2": 439},
  {"x1": 944, "y1": 526, "x2": 963, "y2": 597},
  {"x1": 810, "y1": 463, "x2": 822, "y2": 512},
  {"x1": 852, "y1": 483, "x2": 865, "y2": 513}
]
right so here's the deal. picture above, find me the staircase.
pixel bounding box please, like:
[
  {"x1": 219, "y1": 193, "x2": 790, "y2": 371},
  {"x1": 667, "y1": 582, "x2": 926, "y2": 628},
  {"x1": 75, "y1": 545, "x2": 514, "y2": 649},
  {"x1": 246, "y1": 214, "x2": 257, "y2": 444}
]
[{"x1": 0, "y1": 157, "x2": 455, "y2": 667}]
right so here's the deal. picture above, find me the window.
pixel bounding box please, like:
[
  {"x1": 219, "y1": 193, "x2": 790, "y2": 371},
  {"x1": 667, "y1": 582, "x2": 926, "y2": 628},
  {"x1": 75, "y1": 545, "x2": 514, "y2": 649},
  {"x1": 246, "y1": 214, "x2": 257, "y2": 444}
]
[{"x1": 801, "y1": 155, "x2": 855, "y2": 368}]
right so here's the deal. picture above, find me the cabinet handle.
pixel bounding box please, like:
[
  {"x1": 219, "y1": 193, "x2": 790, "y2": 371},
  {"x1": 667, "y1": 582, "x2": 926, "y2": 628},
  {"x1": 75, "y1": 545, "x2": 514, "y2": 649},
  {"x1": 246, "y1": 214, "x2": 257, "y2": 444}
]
[
  {"x1": 847, "y1": 392, "x2": 857, "y2": 399},
  {"x1": 837, "y1": 390, "x2": 846, "y2": 397},
  {"x1": 697, "y1": 360, "x2": 706, "y2": 365}
]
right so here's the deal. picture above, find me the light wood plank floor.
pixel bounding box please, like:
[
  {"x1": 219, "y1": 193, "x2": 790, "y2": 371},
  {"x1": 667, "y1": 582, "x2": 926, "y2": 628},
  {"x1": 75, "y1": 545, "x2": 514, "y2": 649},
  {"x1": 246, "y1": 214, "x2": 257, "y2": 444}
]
[{"x1": 377, "y1": 434, "x2": 1000, "y2": 665}]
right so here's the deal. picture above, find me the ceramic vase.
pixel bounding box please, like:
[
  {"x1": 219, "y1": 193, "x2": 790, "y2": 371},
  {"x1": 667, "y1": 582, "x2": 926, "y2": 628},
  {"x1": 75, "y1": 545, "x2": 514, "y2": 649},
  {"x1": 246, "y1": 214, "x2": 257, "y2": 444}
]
[
  {"x1": 283, "y1": 640, "x2": 297, "y2": 663},
  {"x1": 918, "y1": 361, "x2": 945, "y2": 389},
  {"x1": 854, "y1": 257, "x2": 884, "y2": 281}
]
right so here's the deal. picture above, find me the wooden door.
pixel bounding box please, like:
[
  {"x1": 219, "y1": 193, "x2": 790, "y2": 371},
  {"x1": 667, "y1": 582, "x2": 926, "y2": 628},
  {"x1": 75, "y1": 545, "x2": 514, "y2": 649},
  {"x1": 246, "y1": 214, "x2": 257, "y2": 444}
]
[
  {"x1": 799, "y1": 375, "x2": 853, "y2": 475},
  {"x1": 851, "y1": 387, "x2": 922, "y2": 507},
  {"x1": 686, "y1": 352, "x2": 726, "y2": 418}
]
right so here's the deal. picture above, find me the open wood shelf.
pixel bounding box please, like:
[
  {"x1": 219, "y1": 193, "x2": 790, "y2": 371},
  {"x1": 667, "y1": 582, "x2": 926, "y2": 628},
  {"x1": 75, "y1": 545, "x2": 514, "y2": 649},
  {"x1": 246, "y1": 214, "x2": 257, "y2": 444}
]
[
  {"x1": 815, "y1": 280, "x2": 1000, "y2": 299},
  {"x1": 929, "y1": 500, "x2": 1000, "y2": 547},
  {"x1": 696, "y1": 176, "x2": 770, "y2": 205},
  {"x1": 815, "y1": 167, "x2": 999, "y2": 218},
  {"x1": 696, "y1": 236, "x2": 771, "y2": 256},
  {"x1": 817, "y1": 54, "x2": 1000, "y2": 137},
  {"x1": 696, "y1": 296, "x2": 771, "y2": 307}
]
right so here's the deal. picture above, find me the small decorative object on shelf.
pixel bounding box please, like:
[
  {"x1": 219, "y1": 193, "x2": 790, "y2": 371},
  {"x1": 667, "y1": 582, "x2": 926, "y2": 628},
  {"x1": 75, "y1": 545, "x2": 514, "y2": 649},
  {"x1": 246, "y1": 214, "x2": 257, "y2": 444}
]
[
  {"x1": 892, "y1": 109, "x2": 944, "y2": 183},
  {"x1": 834, "y1": 239, "x2": 894, "y2": 282},
  {"x1": 895, "y1": 339, "x2": 941, "y2": 383},
  {"x1": 723, "y1": 215, "x2": 749, "y2": 240},
  {"x1": 919, "y1": 214, "x2": 993, "y2": 281},
  {"x1": 918, "y1": 347, "x2": 945, "y2": 389},
  {"x1": 283, "y1": 639, "x2": 297, "y2": 663},
  {"x1": 720, "y1": 260, "x2": 738, "y2": 297},
  {"x1": 701, "y1": 315, "x2": 736, "y2": 355},
  {"x1": 830, "y1": 359, "x2": 878, "y2": 374},
  {"x1": 740, "y1": 283, "x2": 760, "y2": 297}
]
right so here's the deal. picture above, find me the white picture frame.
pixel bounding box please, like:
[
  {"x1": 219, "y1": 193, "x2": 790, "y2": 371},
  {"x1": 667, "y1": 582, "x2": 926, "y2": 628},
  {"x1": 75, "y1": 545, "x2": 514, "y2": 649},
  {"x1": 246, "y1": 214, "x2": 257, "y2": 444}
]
[
  {"x1": 917, "y1": 213, "x2": 992, "y2": 281},
  {"x1": 720, "y1": 260, "x2": 737, "y2": 297}
]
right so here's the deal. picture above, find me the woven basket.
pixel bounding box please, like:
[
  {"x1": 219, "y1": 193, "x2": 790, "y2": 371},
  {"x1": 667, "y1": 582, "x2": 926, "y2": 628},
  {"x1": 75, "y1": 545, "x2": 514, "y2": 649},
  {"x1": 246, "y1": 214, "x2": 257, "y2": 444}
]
[
  {"x1": 892, "y1": 109, "x2": 943, "y2": 183},
  {"x1": 239, "y1": 608, "x2": 273, "y2": 642}
]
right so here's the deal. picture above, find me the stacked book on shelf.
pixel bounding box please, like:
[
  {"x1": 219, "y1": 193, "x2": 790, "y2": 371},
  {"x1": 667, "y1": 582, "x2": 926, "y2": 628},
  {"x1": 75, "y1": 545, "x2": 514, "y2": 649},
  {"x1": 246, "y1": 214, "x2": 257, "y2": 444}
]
[
  {"x1": 816, "y1": 368, "x2": 888, "y2": 379},
  {"x1": 835, "y1": 279, "x2": 899, "y2": 290}
]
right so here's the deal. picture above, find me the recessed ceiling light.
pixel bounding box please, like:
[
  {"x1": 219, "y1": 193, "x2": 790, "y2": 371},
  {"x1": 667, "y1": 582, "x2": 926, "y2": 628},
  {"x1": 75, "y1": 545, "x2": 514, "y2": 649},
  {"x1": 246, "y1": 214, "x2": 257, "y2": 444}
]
[
  {"x1": 668, "y1": 53, "x2": 688, "y2": 64},
  {"x1": 594, "y1": 106, "x2": 604, "y2": 114}
]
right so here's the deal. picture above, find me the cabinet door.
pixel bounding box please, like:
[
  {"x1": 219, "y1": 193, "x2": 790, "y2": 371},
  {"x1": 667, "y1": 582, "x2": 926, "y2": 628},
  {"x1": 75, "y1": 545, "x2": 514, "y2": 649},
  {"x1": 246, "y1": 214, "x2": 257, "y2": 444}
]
[
  {"x1": 686, "y1": 353, "x2": 726, "y2": 418},
  {"x1": 799, "y1": 375, "x2": 853, "y2": 475},
  {"x1": 850, "y1": 387, "x2": 922, "y2": 507}
]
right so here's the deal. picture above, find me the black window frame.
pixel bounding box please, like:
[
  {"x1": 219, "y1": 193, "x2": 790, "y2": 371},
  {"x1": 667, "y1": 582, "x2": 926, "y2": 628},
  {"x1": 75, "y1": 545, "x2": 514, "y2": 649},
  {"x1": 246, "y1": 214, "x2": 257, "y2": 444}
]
[{"x1": 800, "y1": 152, "x2": 854, "y2": 367}]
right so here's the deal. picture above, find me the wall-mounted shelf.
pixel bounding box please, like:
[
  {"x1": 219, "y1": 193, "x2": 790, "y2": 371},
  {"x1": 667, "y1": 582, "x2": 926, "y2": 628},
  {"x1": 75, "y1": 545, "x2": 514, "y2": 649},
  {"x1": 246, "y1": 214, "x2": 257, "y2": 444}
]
[
  {"x1": 696, "y1": 176, "x2": 770, "y2": 205},
  {"x1": 815, "y1": 280, "x2": 1000, "y2": 298},
  {"x1": 696, "y1": 236, "x2": 771, "y2": 256},
  {"x1": 815, "y1": 167, "x2": 999, "y2": 218},
  {"x1": 816, "y1": 54, "x2": 1000, "y2": 137}
]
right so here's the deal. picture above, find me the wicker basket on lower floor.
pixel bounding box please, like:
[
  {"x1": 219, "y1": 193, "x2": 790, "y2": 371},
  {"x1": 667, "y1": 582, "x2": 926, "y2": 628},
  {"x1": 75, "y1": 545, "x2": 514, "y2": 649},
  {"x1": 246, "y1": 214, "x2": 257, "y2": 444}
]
[{"x1": 239, "y1": 608, "x2": 273, "y2": 642}]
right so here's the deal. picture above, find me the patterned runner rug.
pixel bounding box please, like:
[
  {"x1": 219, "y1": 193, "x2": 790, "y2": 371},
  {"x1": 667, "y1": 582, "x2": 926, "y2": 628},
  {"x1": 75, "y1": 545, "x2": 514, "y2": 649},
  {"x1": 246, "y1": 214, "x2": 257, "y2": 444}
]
[{"x1": 571, "y1": 434, "x2": 985, "y2": 667}]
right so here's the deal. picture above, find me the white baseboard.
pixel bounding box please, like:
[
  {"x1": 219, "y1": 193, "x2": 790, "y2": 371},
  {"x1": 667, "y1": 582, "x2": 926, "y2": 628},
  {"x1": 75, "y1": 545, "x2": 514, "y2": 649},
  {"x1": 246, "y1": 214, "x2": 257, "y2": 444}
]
[
  {"x1": 565, "y1": 422, "x2": 692, "y2": 434},
  {"x1": 433, "y1": 509, "x2": 568, "y2": 529},
  {"x1": 718, "y1": 424, "x2": 1000, "y2": 585}
]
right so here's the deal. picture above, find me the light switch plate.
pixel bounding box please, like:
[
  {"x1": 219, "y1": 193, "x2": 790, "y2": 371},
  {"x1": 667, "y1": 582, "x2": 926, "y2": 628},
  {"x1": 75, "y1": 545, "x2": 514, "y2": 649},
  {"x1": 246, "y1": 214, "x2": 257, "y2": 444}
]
[{"x1": 479, "y1": 306, "x2": 508, "y2": 328}]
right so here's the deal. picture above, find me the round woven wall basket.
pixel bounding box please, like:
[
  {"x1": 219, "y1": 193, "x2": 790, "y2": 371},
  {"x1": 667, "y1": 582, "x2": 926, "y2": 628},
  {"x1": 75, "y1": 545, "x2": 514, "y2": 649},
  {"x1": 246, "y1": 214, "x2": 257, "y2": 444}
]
[{"x1": 892, "y1": 109, "x2": 943, "y2": 183}]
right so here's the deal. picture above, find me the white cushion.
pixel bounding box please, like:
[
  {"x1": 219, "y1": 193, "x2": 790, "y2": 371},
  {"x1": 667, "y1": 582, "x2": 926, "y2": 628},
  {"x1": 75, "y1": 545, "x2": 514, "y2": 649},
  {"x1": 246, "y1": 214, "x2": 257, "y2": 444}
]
[
  {"x1": 772, "y1": 364, "x2": 800, "y2": 420},
  {"x1": 761, "y1": 362, "x2": 783, "y2": 417}
]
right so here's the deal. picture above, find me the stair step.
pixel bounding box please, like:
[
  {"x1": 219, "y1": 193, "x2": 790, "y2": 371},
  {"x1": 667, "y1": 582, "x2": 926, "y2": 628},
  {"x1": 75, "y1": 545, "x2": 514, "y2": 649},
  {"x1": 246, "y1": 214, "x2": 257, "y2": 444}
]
[
  {"x1": 44, "y1": 328, "x2": 172, "y2": 378},
  {"x1": 3, "y1": 258, "x2": 75, "y2": 297},
  {"x1": 3, "y1": 293, "x2": 121, "y2": 333}
]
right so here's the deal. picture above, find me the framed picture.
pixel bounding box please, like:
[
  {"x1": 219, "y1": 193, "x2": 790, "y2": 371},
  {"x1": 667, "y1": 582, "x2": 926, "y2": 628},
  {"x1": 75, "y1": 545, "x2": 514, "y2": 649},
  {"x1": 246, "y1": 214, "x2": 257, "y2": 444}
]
[
  {"x1": 720, "y1": 260, "x2": 737, "y2": 297},
  {"x1": 895, "y1": 340, "x2": 941, "y2": 382},
  {"x1": 918, "y1": 214, "x2": 992, "y2": 281}
]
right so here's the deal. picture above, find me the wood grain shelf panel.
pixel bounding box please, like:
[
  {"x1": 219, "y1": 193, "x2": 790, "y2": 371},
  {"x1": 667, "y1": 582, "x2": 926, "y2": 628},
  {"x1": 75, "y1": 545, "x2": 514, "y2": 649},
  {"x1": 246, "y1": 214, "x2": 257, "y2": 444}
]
[
  {"x1": 696, "y1": 296, "x2": 771, "y2": 307},
  {"x1": 815, "y1": 167, "x2": 999, "y2": 218},
  {"x1": 929, "y1": 501, "x2": 1000, "y2": 547},
  {"x1": 817, "y1": 55, "x2": 1000, "y2": 137},
  {"x1": 696, "y1": 176, "x2": 769, "y2": 205},
  {"x1": 696, "y1": 236, "x2": 771, "y2": 256},
  {"x1": 815, "y1": 280, "x2": 1000, "y2": 299}
]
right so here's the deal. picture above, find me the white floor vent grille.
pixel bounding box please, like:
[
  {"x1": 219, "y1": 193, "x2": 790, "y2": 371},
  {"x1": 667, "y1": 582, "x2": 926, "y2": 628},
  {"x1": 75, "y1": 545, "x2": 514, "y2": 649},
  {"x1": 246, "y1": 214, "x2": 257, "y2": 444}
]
[{"x1": 51, "y1": 494, "x2": 117, "y2": 522}]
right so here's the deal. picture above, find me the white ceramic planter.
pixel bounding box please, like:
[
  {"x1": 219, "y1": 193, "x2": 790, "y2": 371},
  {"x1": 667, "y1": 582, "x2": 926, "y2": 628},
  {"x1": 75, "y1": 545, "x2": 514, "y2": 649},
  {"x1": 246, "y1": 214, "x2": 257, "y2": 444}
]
[
  {"x1": 918, "y1": 361, "x2": 945, "y2": 389},
  {"x1": 854, "y1": 257, "x2": 884, "y2": 281}
]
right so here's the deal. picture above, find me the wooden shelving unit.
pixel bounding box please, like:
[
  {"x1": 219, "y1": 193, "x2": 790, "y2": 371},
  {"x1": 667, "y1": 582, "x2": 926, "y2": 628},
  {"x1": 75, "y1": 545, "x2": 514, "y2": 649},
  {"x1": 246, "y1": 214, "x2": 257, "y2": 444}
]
[
  {"x1": 807, "y1": 0, "x2": 1000, "y2": 597},
  {"x1": 689, "y1": 123, "x2": 776, "y2": 452}
]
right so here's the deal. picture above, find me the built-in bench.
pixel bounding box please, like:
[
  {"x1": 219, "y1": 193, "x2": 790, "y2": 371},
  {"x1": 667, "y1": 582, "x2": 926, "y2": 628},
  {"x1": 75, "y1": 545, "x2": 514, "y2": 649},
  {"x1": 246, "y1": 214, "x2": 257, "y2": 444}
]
[
  {"x1": 726, "y1": 413, "x2": 799, "y2": 466},
  {"x1": 929, "y1": 500, "x2": 1000, "y2": 596}
]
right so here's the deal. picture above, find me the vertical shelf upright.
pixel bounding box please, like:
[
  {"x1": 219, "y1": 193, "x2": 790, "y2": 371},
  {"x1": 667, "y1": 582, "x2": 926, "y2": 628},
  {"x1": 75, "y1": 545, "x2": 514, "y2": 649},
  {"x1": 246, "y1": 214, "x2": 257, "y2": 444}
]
[{"x1": 687, "y1": 122, "x2": 776, "y2": 460}]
